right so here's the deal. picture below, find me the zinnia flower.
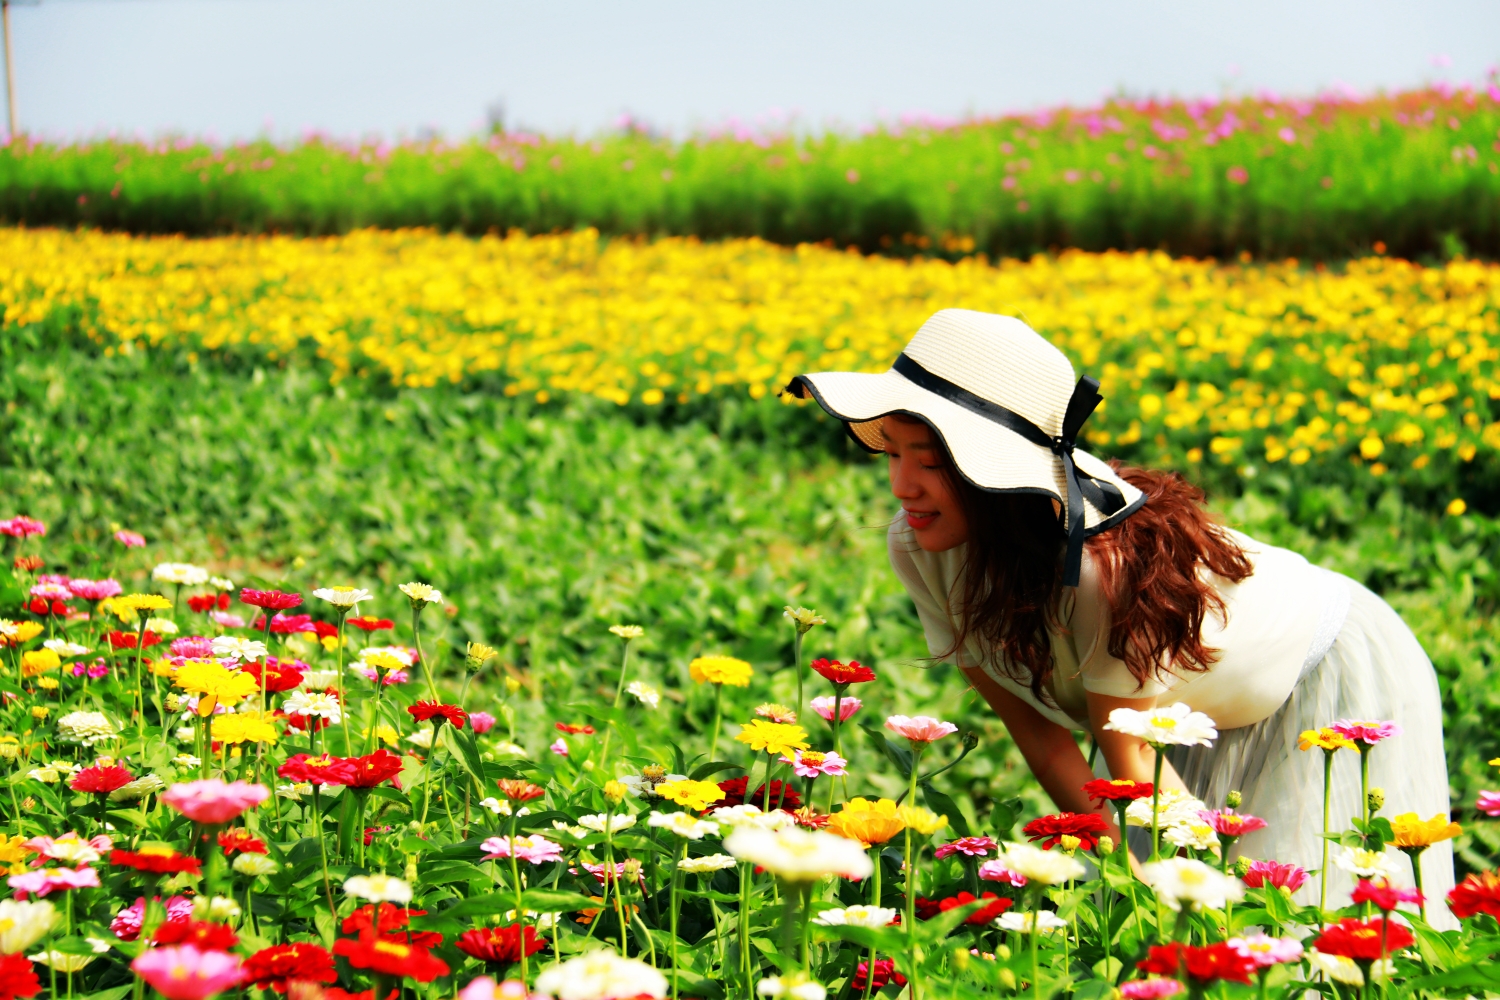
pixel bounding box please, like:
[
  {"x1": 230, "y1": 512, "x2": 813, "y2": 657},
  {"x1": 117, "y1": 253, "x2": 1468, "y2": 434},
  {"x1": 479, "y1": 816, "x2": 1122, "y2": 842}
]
[
  {"x1": 809, "y1": 659, "x2": 876, "y2": 685},
  {"x1": 999, "y1": 843, "x2": 1085, "y2": 886},
  {"x1": 496, "y1": 780, "x2": 546, "y2": 802},
  {"x1": 312, "y1": 586, "x2": 372, "y2": 607},
  {"x1": 678, "y1": 854, "x2": 738, "y2": 874},
  {"x1": 114, "y1": 530, "x2": 145, "y2": 547},
  {"x1": 1023, "y1": 812, "x2": 1109, "y2": 851},
  {"x1": 779, "y1": 749, "x2": 847, "y2": 778},
  {"x1": 455, "y1": 925, "x2": 547, "y2": 964},
  {"x1": 161, "y1": 779, "x2": 269, "y2": 824},
  {"x1": 343, "y1": 874, "x2": 414, "y2": 903},
  {"x1": 1297, "y1": 727, "x2": 1357, "y2": 752},
  {"x1": 1312, "y1": 917, "x2": 1414, "y2": 961},
  {"x1": 333, "y1": 933, "x2": 449, "y2": 982},
  {"x1": 1082, "y1": 778, "x2": 1155, "y2": 802},
  {"x1": 409, "y1": 702, "x2": 467, "y2": 729},
  {"x1": 976, "y1": 860, "x2": 1027, "y2": 886},
  {"x1": 479, "y1": 836, "x2": 564, "y2": 865},
  {"x1": 723, "y1": 827, "x2": 872, "y2": 883},
  {"x1": 812, "y1": 905, "x2": 899, "y2": 928},
  {"x1": 884, "y1": 715, "x2": 958, "y2": 744},
  {"x1": 1105, "y1": 703, "x2": 1217, "y2": 747},
  {"x1": 241, "y1": 943, "x2": 337, "y2": 993},
  {"x1": 688, "y1": 656, "x2": 753, "y2": 687},
  {"x1": 152, "y1": 563, "x2": 208, "y2": 586},
  {"x1": 1478, "y1": 791, "x2": 1500, "y2": 817},
  {"x1": 0, "y1": 955, "x2": 40, "y2": 1000},
  {"x1": 825, "y1": 798, "x2": 905, "y2": 847},
  {"x1": 8, "y1": 867, "x2": 101, "y2": 899},
  {"x1": 937, "y1": 891, "x2": 1013, "y2": 924},
  {"x1": 655, "y1": 779, "x2": 726, "y2": 812},
  {"x1": 239, "y1": 589, "x2": 302, "y2": 611},
  {"x1": 996, "y1": 910, "x2": 1069, "y2": 934},
  {"x1": 735, "y1": 720, "x2": 809, "y2": 756},
  {"x1": 1240, "y1": 859, "x2": 1308, "y2": 892},
  {"x1": 935, "y1": 836, "x2": 998, "y2": 859},
  {"x1": 470, "y1": 711, "x2": 498, "y2": 733},
  {"x1": 809, "y1": 696, "x2": 861, "y2": 722},
  {"x1": 1350, "y1": 879, "x2": 1423, "y2": 912},
  {"x1": 1329, "y1": 719, "x2": 1402, "y2": 745},
  {"x1": 0, "y1": 901, "x2": 57, "y2": 955},
  {"x1": 1142, "y1": 857, "x2": 1244, "y2": 912},
  {"x1": 1448, "y1": 870, "x2": 1500, "y2": 920},
  {"x1": 1118, "y1": 979, "x2": 1183, "y2": 999},
  {"x1": 70, "y1": 764, "x2": 134, "y2": 795},
  {"x1": 1228, "y1": 931, "x2": 1303, "y2": 968},
  {"x1": 1199, "y1": 810, "x2": 1267, "y2": 839},
  {"x1": 1136, "y1": 942, "x2": 1254, "y2": 985},
  {"x1": 1389, "y1": 811, "x2": 1461, "y2": 848},
  {"x1": 647, "y1": 812, "x2": 720, "y2": 840},
  {"x1": 110, "y1": 847, "x2": 203, "y2": 875},
  {"x1": 534, "y1": 950, "x2": 668, "y2": 1000}
]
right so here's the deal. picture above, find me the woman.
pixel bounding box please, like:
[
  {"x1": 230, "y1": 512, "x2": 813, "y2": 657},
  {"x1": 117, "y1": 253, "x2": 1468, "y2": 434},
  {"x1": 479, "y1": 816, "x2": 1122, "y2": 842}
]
[{"x1": 789, "y1": 307, "x2": 1454, "y2": 919}]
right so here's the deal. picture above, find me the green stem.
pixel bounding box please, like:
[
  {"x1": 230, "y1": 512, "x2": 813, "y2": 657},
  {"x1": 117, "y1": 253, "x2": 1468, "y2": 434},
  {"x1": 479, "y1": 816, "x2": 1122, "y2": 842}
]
[
  {"x1": 792, "y1": 630, "x2": 804, "y2": 717},
  {"x1": 670, "y1": 840, "x2": 685, "y2": 999},
  {"x1": 862, "y1": 856, "x2": 882, "y2": 1000},
  {"x1": 1320, "y1": 749, "x2": 1334, "y2": 923},
  {"x1": 509, "y1": 812, "x2": 528, "y2": 985},
  {"x1": 413, "y1": 606, "x2": 438, "y2": 702},
  {"x1": 738, "y1": 861, "x2": 752, "y2": 993},
  {"x1": 708, "y1": 684, "x2": 723, "y2": 761},
  {"x1": 312, "y1": 787, "x2": 336, "y2": 918},
  {"x1": 1149, "y1": 748, "x2": 1164, "y2": 861},
  {"x1": 600, "y1": 636, "x2": 634, "y2": 765},
  {"x1": 334, "y1": 608, "x2": 351, "y2": 755}
]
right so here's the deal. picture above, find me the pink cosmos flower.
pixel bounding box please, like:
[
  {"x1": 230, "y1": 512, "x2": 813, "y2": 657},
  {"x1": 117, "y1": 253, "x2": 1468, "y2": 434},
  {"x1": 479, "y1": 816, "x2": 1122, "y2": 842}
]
[
  {"x1": 469, "y1": 712, "x2": 497, "y2": 734},
  {"x1": 1477, "y1": 791, "x2": 1500, "y2": 817},
  {"x1": 1200, "y1": 810, "x2": 1268, "y2": 838},
  {"x1": 112, "y1": 896, "x2": 195, "y2": 941},
  {"x1": 778, "y1": 749, "x2": 848, "y2": 778},
  {"x1": 1240, "y1": 859, "x2": 1308, "y2": 892},
  {"x1": 132, "y1": 944, "x2": 245, "y2": 1000},
  {"x1": 0, "y1": 516, "x2": 45, "y2": 539},
  {"x1": 935, "y1": 836, "x2": 998, "y2": 859},
  {"x1": 977, "y1": 860, "x2": 1028, "y2": 887},
  {"x1": 170, "y1": 637, "x2": 216, "y2": 659},
  {"x1": 480, "y1": 835, "x2": 564, "y2": 865},
  {"x1": 549, "y1": 738, "x2": 569, "y2": 757},
  {"x1": 9, "y1": 865, "x2": 101, "y2": 898},
  {"x1": 161, "y1": 779, "x2": 269, "y2": 824},
  {"x1": 1120, "y1": 980, "x2": 1184, "y2": 999},
  {"x1": 208, "y1": 611, "x2": 246, "y2": 629},
  {"x1": 28, "y1": 582, "x2": 72, "y2": 600},
  {"x1": 1229, "y1": 931, "x2": 1304, "y2": 968},
  {"x1": 810, "y1": 696, "x2": 861, "y2": 722},
  {"x1": 67, "y1": 578, "x2": 122, "y2": 601},
  {"x1": 1329, "y1": 719, "x2": 1402, "y2": 745},
  {"x1": 114, "y1": 530, "x2": 147, "y2": 548},
  {"x1": 885, "y1": 715, "x2": 958, "y2": 744}
]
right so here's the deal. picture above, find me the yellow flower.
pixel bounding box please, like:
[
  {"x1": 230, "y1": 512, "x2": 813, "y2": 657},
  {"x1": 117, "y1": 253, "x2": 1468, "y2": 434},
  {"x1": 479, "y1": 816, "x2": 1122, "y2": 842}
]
[
  {"x1": 20, "y1": 650, "x2": 60, "y2": 678},
  {"x1": 1, "y1": 621, "x2": 43, "y2": 646},
  {"x1": 655, "y1": 779, "x2": 725, "y2": 812},
  {"x1": 1390, "y1": 812, "x2": 1462, "y2": 849},
  {"x1": 896, "y1": 805, "x2": 949, "y2": 836},
  {"x1": 398, "y1": 582, "x2": 442, "y2": 606},
  {"x1": 1297, "y1": 728, "x2": 1356, "y2": 752},
  {"x1": 211, "y1": 711, "x2": 279, "y2": 745},
  {"x1": 34, "y1": 677, "x2": 58, "y2": 691},
  {"x1": 150, "y1": 658, "x2": 179, "y2": 678},
  {"x1": 29, "y1": 707, "x2": 48, "y2": 721},
  {"x1": 173, "y1": 661, "x2": 259, "y2": 713},
  {"x1": 603, "y1": 780, "x2": 628, "y2": 804},
  {"x1": 609, "y1": 625, "x2": 644, "y2": 640},
  {"x1": 689, "y1": 656, "x2": 753, "y2": 687},
  {"x1": 782, "y1": 606, "x2": 826, "y2": 633},
  {"x1": 0, "y1": 834, "x2": 31, "y2": 875},
  {"x1": 363, "y1": 724, "x2": 399, "y2": 747},
  {"x1": 362, "y1": 652, "x2": 404, "y2": 675},
  {"x1": 117, "y1": 594, "x2": 173, "y2": 613},
  {"x1": 827, "y1": 798, "x2": 906, "y2": 847},
  {"x1": 734, "y1": 720, "x2": 809, "y2": 757}
]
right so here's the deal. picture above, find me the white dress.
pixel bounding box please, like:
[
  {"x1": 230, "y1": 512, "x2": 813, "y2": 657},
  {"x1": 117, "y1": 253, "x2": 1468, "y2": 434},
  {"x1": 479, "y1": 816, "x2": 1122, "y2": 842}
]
[{"x1": 889, "y1": 514, "x2": 1457, "y2": 925}]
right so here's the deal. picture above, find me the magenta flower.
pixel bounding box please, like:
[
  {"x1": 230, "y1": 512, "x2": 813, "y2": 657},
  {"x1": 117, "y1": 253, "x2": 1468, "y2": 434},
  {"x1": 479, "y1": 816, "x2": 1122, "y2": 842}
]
[
  {"x1": 459, "y1": 978, "x2": 541, "y2": 1000},
  {"x1": 1200, "y1": 810, "x2": 1268, "y2": 838},
  {"x1": 111, "y1": 896, "x2": 195, "y2": 941},
  {"x1": 67, "y1": 578, "x2": 122, "y2": 601},
  {"x1": 1229, "y1": 930, "x2": 1304, "y2": 968},
  {"x1": 0, "y1": 516, "x2": 45, "y2": 539},
  {"x1": 549, "y1": 738, "x2": 569, "y2": 757},
  {"x1": 8, "y1": 865, "x2": 101, "y2": 899},
  {"x1": 114, "y1": 530, "x2": 147, "y2": 548},
  {"x1": 25, "y1": 831, "x2": 112, "y2": 861},
  {"x1": 71, "y1": 659, "x2": 109, "y2": 678},
  {"x1": 885, "y1": 715, "x2": 958, "y2": 745},
  {"x1": 209, "y1": 611, "x2": 246, "y2": 629},
  {"x1": 354, "y1": 665, "x2": 409, "y2": 686},
  {"x1": 480, "y1": 835, "x2": 564, "y2": 865},
  {"x1": 976, "y1": 860, "x2": 1028, "y2": 887},
  {"x1": 132, "y1": 944, "x2": 244, "y2": 999},
  {"x1": 170, "y1": 637, "x2": 215, "y2": 659},
  {"x1": 161, "y1": 779, "x2": 269, "y2": 824},
  {"x1": 935, "y1": 836, "x2": 998, "y2": 859},
  {"x1": 1477, "y1": 791, "x2": 1500, "y2": 817},
  {"x1": 1226, "y1": 165, "x2": 1249, "y2": 185},
  {"x1": 1330, "y1": 719, "x2": 1403, "y2": 745},
  {"x1": 1119, "y1": 980, "x2": 1183, "y2": 1000},
  {"x1": 778, "y1": 749, "x2": 848, "y2": 778},
  {"x1": 811, "y1": 695, "x2": 861, "y2": 722},
  {"x1": 470, "y1": 712, "x2": 497, "y2": 734},
  {"x1": 1240, "y1": 859, "x2": 1308, "y2": 892}
]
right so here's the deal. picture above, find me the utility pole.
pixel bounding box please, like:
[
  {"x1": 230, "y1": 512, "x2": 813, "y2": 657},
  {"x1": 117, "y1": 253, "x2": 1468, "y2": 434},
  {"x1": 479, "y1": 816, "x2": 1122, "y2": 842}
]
[{"x1": 1, "y1": 0, "x2": 15, "y2": 136}]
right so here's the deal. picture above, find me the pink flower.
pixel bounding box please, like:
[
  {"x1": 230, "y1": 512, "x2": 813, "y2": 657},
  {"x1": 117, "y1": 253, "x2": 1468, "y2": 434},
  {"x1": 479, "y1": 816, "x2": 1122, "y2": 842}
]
[
  {"x1": 1200, "y1": 810, "x2": 1268, "y2": 838},
  {"x1": 469, "y1": 712, "x2": 497, "y2": 734},
  {"x1": 976, "y1": 860, "x2": 1027, "y2": 887},
  {"x1": 479, "y1": 835, "x2": 564, "y2": 865},
  {"x1": 68, "y1": 578, "x2": 123, "y2": 601},
  {"x1": 935, "y1": 836, "x2": 998, "y2": 859},
  {"x1": 208, "y1": 611, "x2": 245, "y2": 629},
  {"x1": 549, "y1": 738, "x2": 569, "y2": 757},
  {"x1": 1277, "y1": 127, "x2": 1297, "y2": 143},
  {"x1": 1226, "y1": 165, "x2": 1249, "y2": 185},
  {"x1": 1120, "y1": 980, "x2": 1184, "y2": 999},
  {"x1": 1229, "y1": 931, "x2": 1304, "y2": 968},
  {"x1": 778, "y1": 749, "x2": 848, "y2": 778},
  {"x1": 28, "y1": 582, "x2": 72, "y2": 601},
  {"x1": 884, "y1": 715, "x2": 958, "y2": 744},
  {"x1": 0, "y1": 516, "x2": 45, "y2": 539},
  {"x1": 161, "y1": 779, "x2": 269, "y2": 824},
  {"x1": 25, "y1": 831, "x2": 112, "y2": 861},
  {"x1": 459, "y1": 978, "x2": 541, "y2": 1000},
  {"x1": 8, "y1": 865, "x2": 101, "y2": 898},
  {"x1": 132, "y1": 944, "x2": 244, "y2": 999},
  {"x1": 811, "y1": 695, "x2": 861, "y2": 722},
  {"x1": 573, "y1": 861, "x2": 646, "y2": 889},
  {"x1": 114, "y1": 530, "x2": 147, "y2": 548},
  {"x1": 71, "y1": 659, "x2": 109, "y2": 678},
  {"x1": 1477, "y1": 791, "x2": 1500, "y2": 817},
  {"x1": 354, "y1": 666, "x2": 409, "y2": 686},
  {"x1": 1241, "y1": 859, "x2": 1308, "y2": 892},
  {"x1": 112, "y1": 896, "x2": 195, "y2": 941},
  {"x1": 1330, "y1": 720, "x2": 1403, "y2": 746},
  {"x1": 170, "y1": 637, "x2": 215, "y2": 659}
]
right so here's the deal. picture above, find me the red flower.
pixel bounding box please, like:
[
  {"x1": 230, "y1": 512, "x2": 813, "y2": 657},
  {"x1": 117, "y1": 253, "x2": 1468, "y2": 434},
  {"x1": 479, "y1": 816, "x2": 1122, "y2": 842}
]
[
  {"x1": 914, "y1": 897, "x2": 942, "y2": 920},
  {"x1": 410, "y1": 703, "x2": 468, "y2": 730},
  {"x1": 1351, "y1": 879, "x2": 1423, "y2": 913},
  {"x1": 495, "y1": 780, "x2": 546, "y2": 802},
  {"x1": 1449, "y1": 871, "x2": 1500, "y2": 920},
  {"x1": 1022, "y1": 812, "x2": 1110, "y2": 851},
  {"x1": 1138, "y1": 943, "x2": 1255, "y2": 985},
  {"x1": 13, "y1": 556, "x2": 43, "y2": 572},
  {"x1": 27, "y1": 598, "x2": 69, "y2": 617},
  {"x1": 554, "y1": 722, "x2": 594, "y2": 735},
  {"x1": 455, "y1": 925, "x2": 548, "y2": 963},
  {"x1": 791, "y1": 807, "x2": 830, "y2": 829},
  {"x1": 1313, "y1": 918, "x2": 1414, "y2": 962},
  {"x1": 853, "y1": 959, "x2": 906, "y2": 991},
  {"x1": 242, "y1": 659, "x2": 305, "y2": 693},
  {"x1": 333, "y1": 933, "x2": 450, "y2": 982},
  {"x1": 938, "y1": 891, "x2": 1014, "y2": 925},
  {"x1": 712, "y1": 776, "x2": 801, "y2": 811},
  {"x1": 0, "y1": 954, "x2": 41, "y2": 1000},
  {"x1": 107, "y1": 630, "x2": 161, "y2": 650},
  {"x1": 70, "y1": 764, "x2": 134, "y2": 795},
  {"x1": 218, "y1": 830, "x2": 269, "y2": 856},
  {"x1": 252, "y1": 613, "x2": 317, "y2": 635},
  {"x1": 1082, "y1": 778, "x2": 1155, "y2": 803},
  {"x1": 110, "y1": 848, "x2": 202, "y2": 874},
  {"x1": 363, "y1": 825, "x2": 393, "y2": 847},
  {"x1": 342, "y1": 904, "x2": 428, "y2": 936},
  {"x1": 810, "y1": 658, "x2": 877, "y2": 685},
  {"x1": 349, "y1": 616, "x2": 395, "y2": 632},
  {"x1": 153, "y1": 919, "x2": 240, "y2": 950},
  {"x1": 188, "y1": 594, "x2": 230, "y2": 613},
  {"x1": 311, "y1": 621, "x2": 339, "y2": 639},
  {"x1": 277, "y1": 754, "x2": 355, "y2": 786},
  {"x1": 242, "y1": 943, "x2": 337, "y2": 993},
  {"x1": 343, "y1": 750, "x2": 405, "y2": 789},
  {"x1": 281, "y1": 711, "x2": 332, "y2": 734},
  {"x1": 240, "y1": 588, "x2": 303, "y2": 611}
]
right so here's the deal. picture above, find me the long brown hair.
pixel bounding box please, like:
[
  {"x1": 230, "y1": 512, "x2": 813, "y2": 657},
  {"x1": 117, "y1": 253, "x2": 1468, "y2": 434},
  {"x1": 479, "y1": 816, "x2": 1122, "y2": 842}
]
[{"x1": 940, "y1": 453, "x2": 1252, "y2": 700}]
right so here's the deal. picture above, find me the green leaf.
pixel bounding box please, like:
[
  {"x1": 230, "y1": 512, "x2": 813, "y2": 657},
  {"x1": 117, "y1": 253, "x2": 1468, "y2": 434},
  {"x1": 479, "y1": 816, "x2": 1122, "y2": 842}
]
[
  {"x1": 440, "y1": 724, "x2": 488, "y2": 793},
  {"x1": 919, "y1": 780, "x2": 970, "y2": 837},
  {"x1": 79, "y1": 987, "x2": 134, "y2": 1000},
  {"x1": 989, "y1": 797, "x2": 1024, "y2": 839},
  {"x1": 689, "y1": 760, "x2": 742, "y2": 781},
  {"x1": 860, "y1": 723, "x2": 912, "y2": 778},
  {"x1": 522, "y1": 888, "x2": 599, "y2": 912}
]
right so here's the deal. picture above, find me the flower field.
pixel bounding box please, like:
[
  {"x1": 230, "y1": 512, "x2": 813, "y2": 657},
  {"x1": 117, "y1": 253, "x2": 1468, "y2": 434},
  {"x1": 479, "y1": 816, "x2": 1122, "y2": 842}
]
[
  {"x1": 3, "y1": 85, "x2": 1499, "y2": 260},
  {"x1": 1, "y1": 521, "x2": 1499, "y2": 1000}
]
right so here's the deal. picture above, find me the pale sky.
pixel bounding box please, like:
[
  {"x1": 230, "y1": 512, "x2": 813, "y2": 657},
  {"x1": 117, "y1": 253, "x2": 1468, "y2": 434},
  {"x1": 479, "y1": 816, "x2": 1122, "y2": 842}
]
[{"x1": 6, "y1": 0, "x2": 1498, "y2": 141}]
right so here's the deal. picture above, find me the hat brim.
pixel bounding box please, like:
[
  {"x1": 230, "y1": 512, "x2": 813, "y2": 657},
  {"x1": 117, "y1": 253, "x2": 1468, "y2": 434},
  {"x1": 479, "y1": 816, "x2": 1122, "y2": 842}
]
[{"x1": 789, "y1": 369, "x2": 1144, "y2": 535}]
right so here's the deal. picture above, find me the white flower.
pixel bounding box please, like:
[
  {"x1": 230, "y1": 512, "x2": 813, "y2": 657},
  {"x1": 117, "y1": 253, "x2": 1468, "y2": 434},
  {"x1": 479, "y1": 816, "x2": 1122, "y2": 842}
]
[
  {"x1": 172, "y1": 754, "x2": 202, "y2": 769},
  {"x1": 534, "y1": 950, "x2": 668, "y2": 1000},
  {"x1": 211, "y1": 636, "x2": 267, "y2": 662},
  {"x1": 29, "y1": 944, "x2": 105, "y2": 972},
  {"x1": 232, "y1": 853, "x2": 278, "y2": 877},
  {"x1": 0, "y1": 900, "x2": 57, "y2": 954},
  {"x1": 153, "y1": 563, "x2": 209, "y2": 586},
  {"x1": 277, "y1": 782, "x2": 313, "y2": 801},
  {"x1": 1334, "y1": 847, "x2": 1399, "y2": 880},
  {"x1": 145, "y1": 617, "x2": 179, "y2": 636},
  {"x1": 758, "y1": 976, "x2": 826, "y2": 1000},
  {"x1": 609, "y1": 625, "x2": 645, "y2": 640},
  {"x1": 192, "y1": 896, "x2": 242, "y2": 922},
  {"x1": 314, "y1": 587, "x2": 373, "y2": 608},
  {"x1": 626, "y1": 681, "x2": 660, "y2": 709},
  {"x1": 1163, "y1": 820, "x2": 1220, "y2": 852},
  {"x1": 344, "y1": 874, "x2": 412, "y2": 903},
  {"x1": 109, "y1": 774, "x2": 166, "y2": 803},
  {"x1": 996, "y1": 910, "x2": 1069, "y2": 934},
  {"x1": 210, "y1": 576, "x2": 235, "y2": 591},
  {"x1": 1000, "y1": 843, "x2": 1086, "y2": 886},
  {"x1": 42, "y1": 640, "x2": 89, "y2": 658},
  {"x1": 406, "y1": 728, "x2": 434, "y2": 748},
  {"x1": 1142, "y1": 857, "x2": 1245, "y2": 912},
  {"x1": 711, "y1": 804, "x2": 797, "y2": 830},
  {"x1": 283, "y1": 690, "x2": 343, "y2": 723},
  {"x1": 174, "y1": 728, "x2": 196, "y2": 743},
  {"x1": 812, "y1": 905, "x2": 898, "y2": 928},
  {"x1": 478, "y1": 797, "x2": 531, "y2": 818},
  {"x1": 56, "y1": 711, "x2": 118, "y2": 746},
  {"x1": 724, "y1": 827, "x2": 873, "y2": 883},
  {"x1": 648, "y1": 811, "x2": 720, "y2": 840},
  {"x1": 1307, "y1": 950, "x2": 1367, "y2": 986},
  {"x1": 299, "y1": 669, "x2": 340, "y2": 689},
  {"x1": 505, "y1": 908, "x2": 559, "y2": 930},
  {"x1": 578, "y1": 813, "x2": 638, "y2": 834},
  {"x1": 399, "y1": 582, "x2": 442, "y2": 606},
  {"x1": 1104, "y1": 702, "x2": 1218, "y2": 747},
  {"x1": 1126, "y1": 788, "x2": 1209, "y2": 828},
  {"x1": 359, "y1": 646, "x2": 416, "y2": 667},
  {"x1": 493, "y1": 741, "x2": 529, "y2": 757},
  {"x1": 678, "y1": 854, "x2": 737, "y2": 874}
]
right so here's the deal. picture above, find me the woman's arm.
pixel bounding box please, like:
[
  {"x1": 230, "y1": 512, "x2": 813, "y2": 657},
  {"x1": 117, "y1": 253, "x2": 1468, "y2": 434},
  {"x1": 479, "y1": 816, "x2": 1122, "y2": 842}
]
[{"x1": 1086, "y1": 691, "x2": 1190, "y2": 794}]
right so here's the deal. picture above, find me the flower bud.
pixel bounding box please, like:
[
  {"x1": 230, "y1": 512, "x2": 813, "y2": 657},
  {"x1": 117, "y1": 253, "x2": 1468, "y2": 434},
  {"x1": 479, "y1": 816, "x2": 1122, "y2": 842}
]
[
  {"x1": 29, "y1": 707, "x2": 47, "y2": 721},
  {"x1": 405, "y1": 855, "x2": 419, "y2": 882},
  {"x1": 1096, "y1": 835, "x2": 1114, "y2": 856},
  {"x1": 193, "y1": 895, "x2": 242, "y2": 923},
  {"x1": 465, "y1": 642, "x2": 498, "y2": 673},
  {"x1": 1233, "y1": 857, "x2": 1254, "y2": 878},
  {"x1": 1367, "y1": 787, "x2": 1385, "y2": 813},
  {"x1": 998, "y1": 970, "x2": 1017, "y2": 990},
  {"x1": 1225, "y1": 790, "x2": 1243, "y2": 809},
  {"x1": 952, "y1": 947, "x2": 970, "y2": 972},
  {"x1": 504, "y1": 677, "x2": 522, "y2": 695},
  {"x1": 996, "y1": 944, "x2": 1012, "y2": 960},
  {"x1": 164, "y1": 695, "x2": 181, "y2": 713},
  {"x1": 603, "y1": 780, "x2": 627, "y2": 804},
  {"x1": 0, "y1": 743, "x2": 18, "y2": 762},
  {"x1": 961, "y1": 731, "x2": 980, "y2": 752}
]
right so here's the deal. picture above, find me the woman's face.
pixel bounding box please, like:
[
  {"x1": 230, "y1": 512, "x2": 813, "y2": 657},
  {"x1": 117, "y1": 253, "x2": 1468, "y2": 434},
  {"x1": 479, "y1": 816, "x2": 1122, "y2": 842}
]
[{"x1": 882, "y1": 416, "x2": 970, "y2": 552}]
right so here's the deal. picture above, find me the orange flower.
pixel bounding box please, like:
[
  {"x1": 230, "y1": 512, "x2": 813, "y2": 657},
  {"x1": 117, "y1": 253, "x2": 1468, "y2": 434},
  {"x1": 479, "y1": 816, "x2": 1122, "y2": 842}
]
[{"x1": 826, "y1": 797, "x2": 906, "y2": 847}]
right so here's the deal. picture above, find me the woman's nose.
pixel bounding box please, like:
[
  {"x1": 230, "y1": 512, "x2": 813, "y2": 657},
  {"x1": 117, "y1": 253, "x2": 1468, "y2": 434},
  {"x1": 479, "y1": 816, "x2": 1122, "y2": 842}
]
[{"x1": 889, "y1": 459, "x2": 921, "y2": 499}]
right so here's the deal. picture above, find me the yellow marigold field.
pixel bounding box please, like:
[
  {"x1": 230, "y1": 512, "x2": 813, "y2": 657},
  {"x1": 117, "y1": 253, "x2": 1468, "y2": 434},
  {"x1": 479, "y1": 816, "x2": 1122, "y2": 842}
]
[{"x1": 5, "y1": 226, "x2": 1500, "y2": 472}]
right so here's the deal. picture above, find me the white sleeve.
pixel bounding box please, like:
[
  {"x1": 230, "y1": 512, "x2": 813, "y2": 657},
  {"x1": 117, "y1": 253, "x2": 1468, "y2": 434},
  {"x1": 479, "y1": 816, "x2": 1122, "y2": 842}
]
[
  {"x1": 1073, "y1": 551, "x2": 1172, "y2": 699},
  {"x1": 887, "y1": 523, "x2": 959, "y2": 663}
]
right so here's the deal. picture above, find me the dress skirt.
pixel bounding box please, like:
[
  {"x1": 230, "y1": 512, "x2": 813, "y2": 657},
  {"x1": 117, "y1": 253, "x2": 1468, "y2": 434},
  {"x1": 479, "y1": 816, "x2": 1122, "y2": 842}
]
[{"x1": 1162, "y1": 575, "x2": 1457, "y2": 928}]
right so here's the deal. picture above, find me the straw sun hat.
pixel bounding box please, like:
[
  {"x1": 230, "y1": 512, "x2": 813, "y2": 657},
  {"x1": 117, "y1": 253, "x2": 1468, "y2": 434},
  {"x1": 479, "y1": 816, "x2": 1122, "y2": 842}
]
[{"x1": 786, "y1": 308, "x2": 1145, "y2": 586}]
